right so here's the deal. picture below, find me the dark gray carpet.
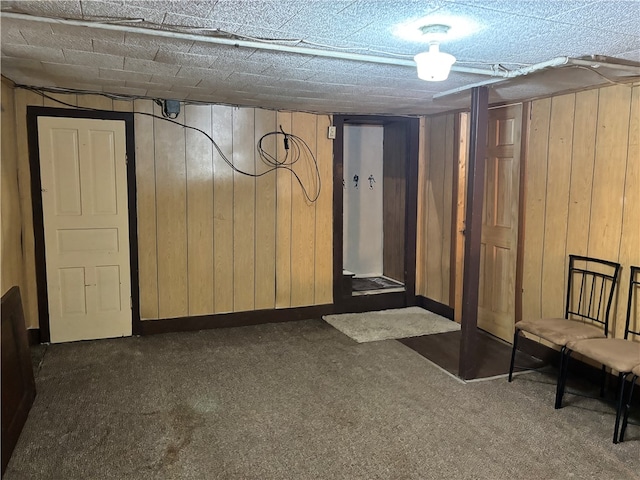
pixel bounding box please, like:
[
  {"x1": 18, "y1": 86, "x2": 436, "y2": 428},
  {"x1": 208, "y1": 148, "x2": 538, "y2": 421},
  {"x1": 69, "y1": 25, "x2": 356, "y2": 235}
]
[{"x1": 6, "y1": 320, "x2": 640, "y2": 480}]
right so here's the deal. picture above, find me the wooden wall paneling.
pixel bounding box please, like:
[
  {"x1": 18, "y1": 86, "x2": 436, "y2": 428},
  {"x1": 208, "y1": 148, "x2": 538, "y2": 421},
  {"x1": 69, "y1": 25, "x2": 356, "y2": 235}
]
[
  {"x1": 14, "y1": 89, "x2": 43, "y2": 328},
  {"x1": 382, "y1": 122, "x2": 407, "y2": 283},
  {"x1": 133, "y1": 100, "x2": 158, "y2": 319},
  {"x1": 154, "y1": 102, "x2": 188, "y2": 318},
  {"x1": 254, "y1": 108, "x2": 277, "y2": 310},
  {"x1": 42, "y1": 92, "x2": 76, "y2": 108},
  {"x1": 112, "y1": 99, "x2": 134, "y2": 112},
  {"x1": 232, "y1": 107, "x2": 256, "y2": 312},
  {"x1": 454, "y1": 113, "x2": 469, "y2": 323},
  {"x1": 77, "y1": 94, "x2": 113, "y2": 111},
  {"x1": 289, "y1": 112, "x2": 317, "y2": 307},
  {"x1": 212, "y1": 105, "x2": 234, "y2": 314},
  {"x1": 275, "y1": 111, "x2": 293, "y2": 308},
  {"x1": 415, "y1": 117, "x2": 428, "y2": 296},
  {"x1": 425, "y1": 115, "x2": 446, "y2": 302},
  {"x1": 565, "y1": 90, "x2": 598, "y2": 259},
  {"x1": 521, "y1": 98, "x2": 551, "y2": 321},
  {"x1": 185, "y1": 104, "x2": 215, "y2": 315},
  {"x1": 314, "y1": 114, "x2": 333, "y2": 305},
  {"x1": 540, "y1": 93, "x2": 575, "y2": 318},
  {"x1": 616, "y1": 85, "x2": 640, "y2": 339},
  {"x1": 1, "y1": 82, "x2": 22, "y2": 296},
  {"x1": 587, "y1": 86, "x2": 632, "y2": 262},
  {"x1": 442, "y1": 114, "x2": 455, "y2": 304}
]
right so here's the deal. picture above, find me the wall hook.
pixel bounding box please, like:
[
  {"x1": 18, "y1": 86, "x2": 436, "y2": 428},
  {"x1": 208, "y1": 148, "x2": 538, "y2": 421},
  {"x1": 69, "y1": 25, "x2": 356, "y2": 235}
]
[{"x1": 368, "y1": 174, "x2": 376, "y2": 189}]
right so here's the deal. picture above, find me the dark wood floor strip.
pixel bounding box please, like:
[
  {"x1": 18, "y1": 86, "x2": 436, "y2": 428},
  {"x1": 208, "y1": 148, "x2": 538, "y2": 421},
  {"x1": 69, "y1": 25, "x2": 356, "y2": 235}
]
[{"x1": 398, "y1": 330, "x2": 544, "y2": 379}]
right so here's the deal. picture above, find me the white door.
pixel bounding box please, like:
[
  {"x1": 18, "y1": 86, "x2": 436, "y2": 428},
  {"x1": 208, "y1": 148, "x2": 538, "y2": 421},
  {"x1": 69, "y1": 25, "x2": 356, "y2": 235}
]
[{"x1": 38, "y1": 117, "x2": 132, "y2": 343}]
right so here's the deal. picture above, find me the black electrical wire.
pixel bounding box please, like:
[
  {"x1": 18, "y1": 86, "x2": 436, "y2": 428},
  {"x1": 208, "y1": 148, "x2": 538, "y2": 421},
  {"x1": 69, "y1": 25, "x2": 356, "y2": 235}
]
[
  {"x1": 257, "y1": 127, "x2": 321, "y2": 202},
  {"x1": 19, "y1": 85, "x2": 321, "y2": 203}
]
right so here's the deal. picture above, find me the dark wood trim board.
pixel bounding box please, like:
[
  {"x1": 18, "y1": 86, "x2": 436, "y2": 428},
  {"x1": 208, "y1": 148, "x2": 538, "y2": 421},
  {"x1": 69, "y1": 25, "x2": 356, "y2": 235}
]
[
  {"x1": 416, "y1": 295, "x2": 454, "y2": 320},
  {"x1": 138, "y1": 304, "x2": 334, "y2": 335},
  {"x1": 1, "y1": 287, "x2": 36, "y2": 474},
  {"x1": 26, "y1": 328, "x2": 40, "y2": 346},
  {"x1": 458, "y1": 87, "x2": 489, "y2": 380},
  {"x1": 399, "y1": 329, "x2": 543, "y2": 380}
]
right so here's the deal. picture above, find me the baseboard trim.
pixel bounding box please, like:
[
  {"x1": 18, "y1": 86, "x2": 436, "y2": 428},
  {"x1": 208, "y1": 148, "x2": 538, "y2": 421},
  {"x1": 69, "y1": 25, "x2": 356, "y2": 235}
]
[
  {"x1": 518, "y1": 336, "x2": 558, "y2": 364},
  {"x1": 27, "y1": 328, "x2": 40, "y2": 346},
  {"x1": 416, "y1": 296, "x2": 455, "y2": 321},
  {"x1": 334, "y1": 291, "x2": 408, "y2": 315},
  {"x1": 138, "y1": 304, "x2": 334, "y2": 335}
]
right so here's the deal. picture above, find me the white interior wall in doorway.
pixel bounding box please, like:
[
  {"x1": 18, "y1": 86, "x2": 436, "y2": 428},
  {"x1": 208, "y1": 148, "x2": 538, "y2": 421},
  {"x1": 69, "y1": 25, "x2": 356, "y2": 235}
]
[{"x1": 343, "y1": 125, "x2": 384, "y2": 277}]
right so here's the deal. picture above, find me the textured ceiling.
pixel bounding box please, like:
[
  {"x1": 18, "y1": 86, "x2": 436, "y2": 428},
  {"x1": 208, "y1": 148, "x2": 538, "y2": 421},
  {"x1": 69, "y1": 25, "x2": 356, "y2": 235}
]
[{"x1": 1, "y1": 0, "x2": 639, "y2": 115}]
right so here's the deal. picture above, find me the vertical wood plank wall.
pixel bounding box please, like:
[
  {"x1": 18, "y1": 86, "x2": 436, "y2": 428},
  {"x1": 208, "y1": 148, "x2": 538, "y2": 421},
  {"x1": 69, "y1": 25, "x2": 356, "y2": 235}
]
[
  {"x1": 1, "y1": 80, "x2": 25, "y2": 299},
  {"x1": 9, "y1": 83, "x2": 637, "y2": 333},
  {"x1": 522, "y1": 84, "x2": 640, "y2": 339},
  {"x1": 12, "y1": 91, "x2": 333, "y2": 325},
  {"x1": 13, "y1": 87, "x2": 45, "y2": 328},
  {"x1": 415, "y1": 112, "x2": 457, "y2": 307}
]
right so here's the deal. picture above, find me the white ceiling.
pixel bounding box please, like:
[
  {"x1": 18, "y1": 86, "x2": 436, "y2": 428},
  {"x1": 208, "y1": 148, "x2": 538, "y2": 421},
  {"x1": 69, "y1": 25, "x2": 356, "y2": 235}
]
[{"x1": 1, "y1": 0, "x2": 639, "y2": 115}]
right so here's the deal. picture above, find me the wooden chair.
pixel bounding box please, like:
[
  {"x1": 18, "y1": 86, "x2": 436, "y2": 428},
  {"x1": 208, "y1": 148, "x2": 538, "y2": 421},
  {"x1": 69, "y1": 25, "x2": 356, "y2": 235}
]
[
  {"x1": 558, "y1": 265, "x2": 640, "y2": 443},
  {"x1": 508, "y1": 255, "x2": 621, "y2": 410}
]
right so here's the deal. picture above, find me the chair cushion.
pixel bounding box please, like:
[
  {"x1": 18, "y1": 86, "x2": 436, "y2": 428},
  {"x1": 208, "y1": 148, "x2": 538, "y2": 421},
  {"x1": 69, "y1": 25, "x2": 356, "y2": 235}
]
[
  {"x1": 633, "y1": 364, "x2": 640, "y2": 377},
  {"x1": 515, "y1": 318, "x2": 605, "y2": 346},
  {"x1": 566, "y1": 338, "x2": 640, "y2": 373}
]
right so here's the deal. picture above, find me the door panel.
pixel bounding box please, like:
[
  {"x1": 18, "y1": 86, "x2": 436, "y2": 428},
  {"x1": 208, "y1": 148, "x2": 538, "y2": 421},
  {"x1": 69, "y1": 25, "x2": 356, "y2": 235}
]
[
  {"x1": 38, "y1": 117, "x2": 131, "y2": 343},
  {"x1": 50, "y1": 128, "x2": 82, "y2": 215},
  {"x1": 478, "y1": 105, "x2": 522, "y2": 341},
  {"x1": 382, "y1": 121, "x2": 407, "y2": 282},
  {"x1": 88, "y1": 129, "x2": 118, "y2": 215}
]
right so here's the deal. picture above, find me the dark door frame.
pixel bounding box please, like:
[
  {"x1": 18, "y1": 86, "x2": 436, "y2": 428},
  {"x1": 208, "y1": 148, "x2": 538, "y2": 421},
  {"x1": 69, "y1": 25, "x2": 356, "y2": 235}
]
[
  {"x1": 332, "y1": 115, "x2": 420, "y2": 313},
  {"x1": 26, "y1": 106, "x2": 141, "y2": 342}
]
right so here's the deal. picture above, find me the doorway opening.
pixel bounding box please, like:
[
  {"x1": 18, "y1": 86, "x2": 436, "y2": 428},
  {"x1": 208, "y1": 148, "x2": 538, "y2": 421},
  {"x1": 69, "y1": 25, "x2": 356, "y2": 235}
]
[
  {"x1": 342, "y1": 124, "x2": 404, "y2": 296},
  {"x1": 333, "y1": 116, "x2": 419, "y2": 311}
]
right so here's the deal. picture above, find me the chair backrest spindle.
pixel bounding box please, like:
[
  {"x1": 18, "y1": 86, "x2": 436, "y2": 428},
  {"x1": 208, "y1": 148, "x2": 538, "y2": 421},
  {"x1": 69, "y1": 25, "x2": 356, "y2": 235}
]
[{"x1": 623, "y1": 266, "x2": 640, "y2": 340}]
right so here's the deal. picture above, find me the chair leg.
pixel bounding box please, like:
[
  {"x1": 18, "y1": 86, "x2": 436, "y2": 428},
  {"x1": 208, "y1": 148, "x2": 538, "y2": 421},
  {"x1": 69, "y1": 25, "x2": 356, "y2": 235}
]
[
  {"x1": 619, "y1": 375, "x2": 637, "y2": 443},
  {"x1": 555, "y1": 347, "x2": 571, "y2": 409},
  {"x1": 508, "y1": 328, "x2": 521, "y2": 383},
  {"x1": 613, "y1": 372, "x2": 630, "y2": 444},
  {"x1": 600, "y1": 365, "x2": 607, "y2": 398}
]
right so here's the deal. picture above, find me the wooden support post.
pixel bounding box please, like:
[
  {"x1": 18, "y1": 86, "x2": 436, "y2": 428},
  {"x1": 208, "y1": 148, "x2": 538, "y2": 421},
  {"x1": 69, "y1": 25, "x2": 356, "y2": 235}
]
[{"x1": 458, "y1": 87, "x2": 489, "y2": 380}]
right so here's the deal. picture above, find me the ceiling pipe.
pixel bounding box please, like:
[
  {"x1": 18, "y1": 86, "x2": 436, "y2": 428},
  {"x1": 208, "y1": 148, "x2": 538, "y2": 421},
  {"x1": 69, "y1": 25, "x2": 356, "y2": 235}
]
[
  {"x1": 433, "y1": 57, "x2": 569, "y2": 98},
  {"x1": 434, "y1": 56, "x2": 640, "y2": 98},
  {"x1": 568, "y1": 58, "x2": 640, "y2": 73},
  {"x1": 1, "y1": 12, "x2": 508, "y2": 78}
]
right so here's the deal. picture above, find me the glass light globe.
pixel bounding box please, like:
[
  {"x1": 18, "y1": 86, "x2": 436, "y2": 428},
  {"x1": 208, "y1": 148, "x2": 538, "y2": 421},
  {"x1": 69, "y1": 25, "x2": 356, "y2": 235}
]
[{"x1": 414, "y1": 43, "x2": 456, "y2": 81}]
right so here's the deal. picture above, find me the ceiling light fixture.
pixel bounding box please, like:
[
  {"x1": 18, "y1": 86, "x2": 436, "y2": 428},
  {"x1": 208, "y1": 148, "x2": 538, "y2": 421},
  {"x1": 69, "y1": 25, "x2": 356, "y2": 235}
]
[{"x1": 414, "y1": 25, "x2": 456, "y2": 81}]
